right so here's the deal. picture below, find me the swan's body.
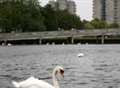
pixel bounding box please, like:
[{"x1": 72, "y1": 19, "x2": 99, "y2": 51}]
[
  {"x1": 7, "y1": 43, "x2": 12, "y2": 46},
  {"x1": 12, "y1": 66, "x2": 64, "y2": 88},
  {"x1": 12, "y1": 76, "x2": 54, "y2": 88}
]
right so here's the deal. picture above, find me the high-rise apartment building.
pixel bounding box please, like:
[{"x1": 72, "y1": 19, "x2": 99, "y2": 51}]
[
  {"x1": 49, "y1": 0, "x2": 56, "y2": 9},
  {"x1": 67, "y1": 0, "x2": 76, "y2": 14},
  {"x1": 57, "y1": 0, "x2": 68, "y2": 10},
  {"x1": 93, "y1": 0, "x2": 120, "y2": 24},
  {"x1": 49, "y1": 0, "x2": 76, "y2": 14}
]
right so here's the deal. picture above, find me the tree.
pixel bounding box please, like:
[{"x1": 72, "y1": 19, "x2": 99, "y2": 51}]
[
  {"x1": 56, "y1": 10, "x2": 81, "y2": 30},
  {"x1": 0, "y1": 0, "x2": 46, "y2": 32},
  {"x1": 90, "y1": 18, "x2": 108, "y2": 29},
  {"x1": 108, "y1": 23, "x2": 119, "y2": 28},
  {"x1": 42, "y1": 4, "x2": 82, "y2": 31},
  {"x1": 41, "y1": 4, "x2": 58, "y2": 31}
]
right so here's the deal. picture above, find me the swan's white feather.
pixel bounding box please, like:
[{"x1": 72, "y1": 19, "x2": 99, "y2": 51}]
[
  {"x1": 12, "y1": 81, "x2": 20, "y2": 88},
  {"x1": 12, "y1": 76, "x2": 54, "y2": 88},
  {"x1": 77, "y1": 53, "x2": 84, "y2": 57}
]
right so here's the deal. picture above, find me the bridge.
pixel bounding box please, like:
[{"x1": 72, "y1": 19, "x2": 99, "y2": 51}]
[{"x1": 0, "y1": 29, "x2": 120, "y2": 45}]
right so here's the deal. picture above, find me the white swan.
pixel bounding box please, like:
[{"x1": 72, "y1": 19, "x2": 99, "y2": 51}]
[
  {"x1": 7, "y1": 43, "x2": 12, "y2": 46},
  {"x1": 12, "y1": 66, "x2": 64, "y2": 88},
  {"x1": 77, "y1": 53, "x2": 84, "y2": 57}
]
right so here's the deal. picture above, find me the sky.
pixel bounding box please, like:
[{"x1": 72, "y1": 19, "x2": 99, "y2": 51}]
[{"x1": 39, "y1": 0, "x2": 93, "y2": 21}]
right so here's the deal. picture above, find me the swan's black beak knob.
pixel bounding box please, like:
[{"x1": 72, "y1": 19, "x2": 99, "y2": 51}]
[{"x1": 60, "y1": 69, "x2": 64, "y2": 78}]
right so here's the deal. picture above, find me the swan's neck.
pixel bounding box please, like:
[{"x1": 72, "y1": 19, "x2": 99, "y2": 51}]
[{"x1": 52, "y1": 72, "x2": 60, "y2": 88}]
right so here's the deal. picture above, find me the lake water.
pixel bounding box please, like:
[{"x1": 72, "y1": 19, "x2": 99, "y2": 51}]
[{"x1": 0, "y1": 45, "x2": 120, "y2": 88}]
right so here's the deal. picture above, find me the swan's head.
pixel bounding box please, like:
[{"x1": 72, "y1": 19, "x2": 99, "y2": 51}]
[{"x1": 53, "y1": 66, "x2": 64, "y2": 79}]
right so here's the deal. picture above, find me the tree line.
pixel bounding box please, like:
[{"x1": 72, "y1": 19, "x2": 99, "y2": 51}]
[{"x1": 0, "y1": 0, "x2": 119, "y2": 33}]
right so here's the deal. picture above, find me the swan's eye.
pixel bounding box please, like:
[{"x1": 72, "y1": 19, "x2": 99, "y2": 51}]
[{"x1": 60, "y1": 69, "x2": 64, "y2": 74}]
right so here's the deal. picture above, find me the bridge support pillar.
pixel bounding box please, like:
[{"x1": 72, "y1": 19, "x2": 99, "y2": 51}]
[
  {"x1": 71, "y1": 37, "x2": 74, "y2": 44},
  {"x1": 39, "y1": 39, "x2": 42, "y2": 45},
  {"x1": 2, "y1": 40, "x2": 7, "y2": 46},
  {"x1": 101, "y1": 35, "x2": 104, "y2": 44}
]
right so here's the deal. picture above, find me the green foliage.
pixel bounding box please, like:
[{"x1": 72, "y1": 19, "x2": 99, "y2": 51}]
[
  {"x1": 0, "y1": 0, "x2": 46, "y2": 32},
  {"x1": 81, "y1": 19, "x2": 110, "y2": 29},
  {"x1": 90, "y1": 18, "x2": 108, "y2": 29},
  {"x1": 54, "y1": 10, "x2": 81, "y2": 30},
  {"x1": 0, "y1": 1, "x2": 119, "y2": 33},
  {"x1": 0, "y1": 1, "x2": 82, "y2": 32},
  {"x1": 84, "y1": 22, "x2": 94, "y2": 29},
  {"x1": 41, "y1": 4, "x2": 58, "y2": 31},
  {"x1": 81, "y1": 20, "x2": 93, "y2": 29},
  {"x1": 108, "y1": 23, "x2": 119, "y2": 28},
  {"x1": 42, "y1": 5, "x2": 82, "y2": 31}
]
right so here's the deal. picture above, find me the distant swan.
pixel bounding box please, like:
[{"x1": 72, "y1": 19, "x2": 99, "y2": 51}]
[
  {"x1": 7, "y1": 43, "x2": 12, "y2": 46},
  {"x1": 77, "y1": 53, "x2": 84, "y2": 57},
  {"x1": 12, "y1": 66, "x2": 64, "y2": 88}
]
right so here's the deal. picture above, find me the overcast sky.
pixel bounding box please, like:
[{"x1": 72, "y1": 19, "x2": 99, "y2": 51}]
[{"x1": 39, "y1": 0, "x2": 93, "y2": 21}]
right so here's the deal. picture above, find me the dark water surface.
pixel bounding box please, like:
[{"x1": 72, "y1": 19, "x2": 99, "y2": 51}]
[{"x1": 0, "y1": 45, "x2": 120, "y2": 88}]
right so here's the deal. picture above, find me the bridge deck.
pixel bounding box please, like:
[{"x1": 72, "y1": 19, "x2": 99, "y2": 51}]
[{"x1": 0, "y1": 29, "x2": 120, "y2": 40}]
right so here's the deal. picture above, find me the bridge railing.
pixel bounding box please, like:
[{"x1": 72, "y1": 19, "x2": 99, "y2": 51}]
[{"x1": 0, "y1": 29, "x2": 120, "y2": 40}]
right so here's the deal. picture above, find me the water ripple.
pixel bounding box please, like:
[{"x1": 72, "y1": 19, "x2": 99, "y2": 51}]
[{"x1": 0, "y1": 45, "x2": 120, "y2": 88}]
